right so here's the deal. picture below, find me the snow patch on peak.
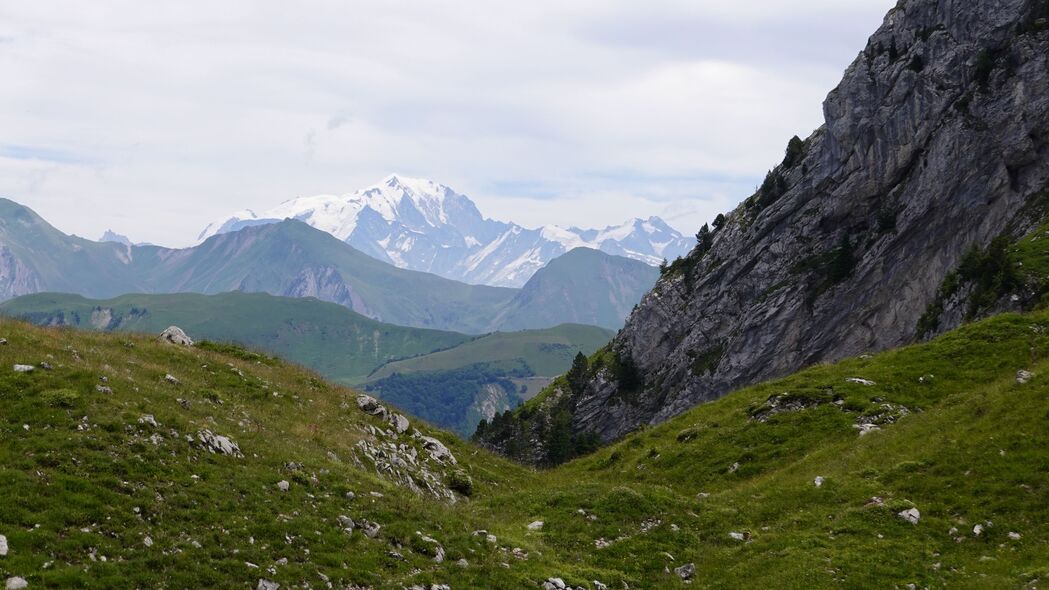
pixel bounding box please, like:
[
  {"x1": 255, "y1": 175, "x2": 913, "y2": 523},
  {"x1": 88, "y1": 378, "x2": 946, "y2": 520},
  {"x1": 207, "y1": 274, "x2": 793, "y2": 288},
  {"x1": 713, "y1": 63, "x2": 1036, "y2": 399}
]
[{"x1": 195, "y1": 174, "x2": 694, "y2": 287}]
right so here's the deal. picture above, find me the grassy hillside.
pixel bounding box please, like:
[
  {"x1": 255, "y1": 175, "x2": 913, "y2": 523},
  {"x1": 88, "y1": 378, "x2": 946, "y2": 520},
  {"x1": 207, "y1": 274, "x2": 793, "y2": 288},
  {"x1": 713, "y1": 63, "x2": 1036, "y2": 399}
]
[
  {"x1": 0, "y1": 292, "x2": 470, "y2": 385},
  {"x1": 489, "y1": 248, "x2": 659, "y2": 331},
  {"x1": 367, "y1": 324, "x2": 614, "y2": 381},
  {"x1": 364, "y1": 324, "x2": 613, "y2": 436},
  {"x1": 0, "y1": 311, "x2": 1047, "y2": 587}
]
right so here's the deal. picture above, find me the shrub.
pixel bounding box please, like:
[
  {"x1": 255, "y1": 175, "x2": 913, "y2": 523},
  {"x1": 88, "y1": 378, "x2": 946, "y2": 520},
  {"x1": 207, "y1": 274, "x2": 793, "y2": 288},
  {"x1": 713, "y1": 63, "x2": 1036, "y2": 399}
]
[
  {"x1": 42, "y1": 388, "x2": 80, "y2": 408},
  {"x1": 447, "y1": 469, "x2": 474, "y2": 497},
  {"x1": 690, "y1": 344, "x2": 725, "y2": 376},
  {"x1": 757, "y1": 170, "x2": 788, "y2": 209},
  {"x1": 957, "y1": 236, "x2": 1021, "y2": 318},
  {"x1": 782, "y1": 135, "x2": 806, "y2": 168},
  {"x1": 713, "y1": 213, "x2": 727, "y2": 231},
  {"x1": 676, "y1": 427, "x2": 700, "y2": 443},
  {"x1": 795, "y1": 234, "x2": 859, "y2": 304},
  {"x1": 974, "y1": 49, "x2": 995, "y2": 89},
  {"x1": 695, "y1": 223, "x2": 713, "y2": 255}
]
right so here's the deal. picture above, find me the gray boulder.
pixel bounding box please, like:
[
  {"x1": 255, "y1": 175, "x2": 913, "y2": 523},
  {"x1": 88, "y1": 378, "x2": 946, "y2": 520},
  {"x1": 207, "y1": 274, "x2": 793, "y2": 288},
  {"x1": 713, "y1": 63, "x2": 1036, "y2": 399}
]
[
  {"x1": 420, "y1": 436, "x2": 457, "y2": 465},
  {"x1": 674, "y1": 563, "x2": 696, "y2": 580},
  {"x1": 159, "y1": 326, "x2": 193, "y2": 346},
  {"x1": 196, "y1": 430, "x2": 243, "y2": 457},
  {"x1": 360, "y1": 520, "x2": 381, "y2": 538},
  {"x1": 390, "y1": 413, "x2": 410, "y2": 434},
  {"x1": 356, "y1": 394, "x2": 388, "y2": 418},
  {"x1": 897, "y1": 508, "x2": 921, "y2": 525}
]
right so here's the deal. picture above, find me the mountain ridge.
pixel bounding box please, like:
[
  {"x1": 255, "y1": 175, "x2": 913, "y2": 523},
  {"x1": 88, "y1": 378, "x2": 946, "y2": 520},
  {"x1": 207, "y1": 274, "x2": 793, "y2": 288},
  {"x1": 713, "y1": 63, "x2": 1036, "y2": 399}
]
[
  {"x1": 0, "y1": 198, "x2": 656, "y2": 332},
  {"x1": 197, "y1": 174, "x2": 693, "y2": 287},
  {"x1": 0, "y1": 291, "x2": 473, "y2": 385}
]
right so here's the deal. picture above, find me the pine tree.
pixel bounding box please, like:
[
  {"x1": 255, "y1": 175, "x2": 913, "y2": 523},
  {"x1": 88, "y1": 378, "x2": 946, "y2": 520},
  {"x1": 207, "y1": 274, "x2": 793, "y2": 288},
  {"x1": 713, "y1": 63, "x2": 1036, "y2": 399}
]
[
  {"x1": 695, "y1": 223, "x2": 713, "y2": 254},
  {"x1": 712, "y1": 213, "x2": 726, "y2": 231},
  {"x1": 566, "y1": 352, "x2": 589, "y2": 395},
  {"x1": 782, "y1": 135, "x2": 805, "y2": 168}
]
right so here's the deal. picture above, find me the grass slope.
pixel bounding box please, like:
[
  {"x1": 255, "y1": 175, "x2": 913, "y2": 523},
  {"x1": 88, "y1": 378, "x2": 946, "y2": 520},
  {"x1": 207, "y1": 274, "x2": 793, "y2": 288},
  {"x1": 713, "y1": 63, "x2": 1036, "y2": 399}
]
[
  {"x1": 0, "y1": 311, "x2": 1047, "y2": 588},
  {"x1": 364, "y1": 324, "x2": 614, "y2": 437},
  {"x1": 367, "y1": 324, "x2": 614, "y2": 381},
  {"x1": 490, "y1": 248, "x2": 659, "y2": 331},
  {"x1": 0, "y1": 292, "x2": 470, "y2": 385}
]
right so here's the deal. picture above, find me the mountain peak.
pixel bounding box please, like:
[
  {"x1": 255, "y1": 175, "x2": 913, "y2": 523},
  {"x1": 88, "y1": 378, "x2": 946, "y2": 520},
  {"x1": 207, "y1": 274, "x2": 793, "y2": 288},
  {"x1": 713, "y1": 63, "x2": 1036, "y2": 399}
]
[
  {"x1": 197, "y1": 176, "x2": 693, "y2": 286},
  {"x1": 377, "y1": 174, "x2": 454, "y2": 203},
  {"x1": 99, "y1": 229, "x2": 133, "y2": 247}
]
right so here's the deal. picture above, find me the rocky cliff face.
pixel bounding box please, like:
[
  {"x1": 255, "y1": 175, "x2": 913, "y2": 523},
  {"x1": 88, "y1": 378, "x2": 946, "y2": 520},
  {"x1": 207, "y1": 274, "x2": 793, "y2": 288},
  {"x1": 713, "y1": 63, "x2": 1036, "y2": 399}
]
[
  {"x1": 0, "y1": 245, "x2": 41, "y2": 301},
  {"x1": 478, "y1": 0, "x2": 1049, "y2": 462}
]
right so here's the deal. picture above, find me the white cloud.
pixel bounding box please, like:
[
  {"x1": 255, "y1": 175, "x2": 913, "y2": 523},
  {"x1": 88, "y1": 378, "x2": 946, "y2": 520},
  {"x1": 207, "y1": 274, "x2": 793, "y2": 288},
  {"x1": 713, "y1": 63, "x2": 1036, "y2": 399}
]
[{"x1": 0, "y1": 0, "x2": 891, "y2": 246}]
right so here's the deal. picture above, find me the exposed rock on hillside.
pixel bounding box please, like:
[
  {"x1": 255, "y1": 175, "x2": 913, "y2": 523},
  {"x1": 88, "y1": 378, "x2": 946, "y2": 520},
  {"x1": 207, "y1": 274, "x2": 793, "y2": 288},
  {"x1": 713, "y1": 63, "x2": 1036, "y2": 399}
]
[
  {"x1": 479, "y1": 0, "x2": 1049, "y2": 460},
  {"x1": 159, "y1": 326, "x2": 193, "y2": 346}
]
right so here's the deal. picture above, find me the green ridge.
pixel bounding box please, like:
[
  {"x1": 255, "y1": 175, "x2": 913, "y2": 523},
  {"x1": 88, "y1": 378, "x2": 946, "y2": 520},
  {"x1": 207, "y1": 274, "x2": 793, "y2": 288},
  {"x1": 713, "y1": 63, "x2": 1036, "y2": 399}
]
[
  {"x1": 367, "y1": 324, "x2": 614, "y2": 381},
  {"x1": 364, "y1": 324, "x2": 614, "y2": 436},
  {"x1": 0, "y1": 292, "x2": 470, "y2": 385}
]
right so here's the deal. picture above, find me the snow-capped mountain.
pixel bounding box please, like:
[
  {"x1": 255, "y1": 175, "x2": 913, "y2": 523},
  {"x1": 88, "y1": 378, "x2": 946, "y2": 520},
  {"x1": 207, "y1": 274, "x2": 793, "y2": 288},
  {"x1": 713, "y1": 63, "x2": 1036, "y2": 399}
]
[{"x1": 197, "y1": 175, "x2": 694, "y2": 287}]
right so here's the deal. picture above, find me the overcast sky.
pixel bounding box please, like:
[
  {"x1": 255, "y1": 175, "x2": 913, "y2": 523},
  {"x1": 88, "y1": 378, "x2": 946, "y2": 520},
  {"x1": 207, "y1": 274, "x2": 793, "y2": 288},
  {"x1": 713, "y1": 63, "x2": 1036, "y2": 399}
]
[{"x1": 0, "y1": 0, "x2": 892, "y2": 247}]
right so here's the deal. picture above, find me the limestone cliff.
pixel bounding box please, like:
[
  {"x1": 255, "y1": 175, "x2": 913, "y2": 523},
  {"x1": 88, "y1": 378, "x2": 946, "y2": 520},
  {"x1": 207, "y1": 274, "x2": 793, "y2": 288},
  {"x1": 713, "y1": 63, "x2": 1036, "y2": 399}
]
[{"x1": 478, "y1": 0, "x2": 1049, "y2": 463}]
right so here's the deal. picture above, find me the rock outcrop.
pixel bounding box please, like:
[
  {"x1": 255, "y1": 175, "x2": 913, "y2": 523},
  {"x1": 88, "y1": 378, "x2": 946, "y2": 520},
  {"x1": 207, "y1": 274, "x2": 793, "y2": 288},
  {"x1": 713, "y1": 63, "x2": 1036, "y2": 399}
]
[
  {"x1": 196, "y1": 430, "x2": 243, "y2": 457},
  {"x1": 479, "y1": 0, "x2": 1049, "y2": 461},
  {"x1": 159, "y1": 326, "x2": 193, "y2": 346}
]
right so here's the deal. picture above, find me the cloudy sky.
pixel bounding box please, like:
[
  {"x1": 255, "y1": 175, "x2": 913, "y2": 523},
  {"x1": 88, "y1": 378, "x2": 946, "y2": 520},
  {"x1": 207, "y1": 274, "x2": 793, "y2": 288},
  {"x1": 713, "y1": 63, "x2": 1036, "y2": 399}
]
[{"x1": 1, "y1": 0, "x2": 891, "y2": 247}]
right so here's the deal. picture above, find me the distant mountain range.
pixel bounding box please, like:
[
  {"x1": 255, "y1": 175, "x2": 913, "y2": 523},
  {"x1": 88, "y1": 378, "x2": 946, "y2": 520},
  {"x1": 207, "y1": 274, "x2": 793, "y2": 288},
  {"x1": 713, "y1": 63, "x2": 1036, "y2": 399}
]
[
  {"x1": 0, "y1": 198, "x2": 660, "y2": 332},
  {"x1": 198, "y1": 174, "x2": 693, "y2": 287}
]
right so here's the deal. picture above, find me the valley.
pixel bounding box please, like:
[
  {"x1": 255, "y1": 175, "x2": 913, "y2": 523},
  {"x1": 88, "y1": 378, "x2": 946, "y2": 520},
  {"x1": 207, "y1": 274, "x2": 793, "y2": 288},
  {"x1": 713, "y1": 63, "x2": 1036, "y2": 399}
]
[
  {"x1": 0, "y1": 293, "x2": 611, "y2": 437},
  {"x1": 0, "y1": 303, "x2": 1045, "y2": 588},
  {"x1": 2, "y1": 0, "x2": 1049, "y2": 587}
]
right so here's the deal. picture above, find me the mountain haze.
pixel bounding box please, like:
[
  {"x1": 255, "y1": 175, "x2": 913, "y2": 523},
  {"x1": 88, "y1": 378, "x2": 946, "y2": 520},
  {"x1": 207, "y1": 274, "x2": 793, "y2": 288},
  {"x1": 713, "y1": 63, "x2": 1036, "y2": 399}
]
[{"x1": 0, "y1": 199, "x2": 656, "y2": 332}]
